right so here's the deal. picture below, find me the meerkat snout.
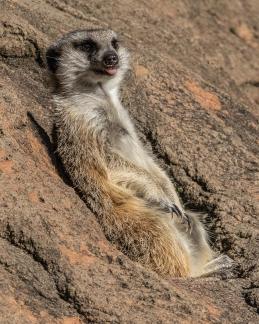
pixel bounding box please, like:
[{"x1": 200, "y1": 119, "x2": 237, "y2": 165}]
[{"x1": 102, "y1": 50, "x2": 119, "y2": 75}]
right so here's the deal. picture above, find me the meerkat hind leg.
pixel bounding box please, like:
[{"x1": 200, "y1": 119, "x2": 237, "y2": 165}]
[
  {"x1": 180, "y1": 211, "x2": 234, "y2": 277},
  {"x1": 109, "y1": 169, "x2": 191, "y2": 229},
  {"x1": 202, "y1": 254, "x2": 234, "y2": 276}
]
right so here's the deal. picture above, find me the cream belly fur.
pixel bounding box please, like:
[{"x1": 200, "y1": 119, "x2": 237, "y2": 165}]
[{"x1": 46, "y1": 28, "x2": 233, "y2": 277}]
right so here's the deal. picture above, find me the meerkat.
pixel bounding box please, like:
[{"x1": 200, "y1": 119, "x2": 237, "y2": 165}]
[{"x1": 46, "y1": 29, "x2": 232, "y2": 277}]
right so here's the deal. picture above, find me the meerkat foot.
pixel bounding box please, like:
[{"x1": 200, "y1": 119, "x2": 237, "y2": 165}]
[{"x1": 203, "y1": 254, "x2": 234, "y2": 276}]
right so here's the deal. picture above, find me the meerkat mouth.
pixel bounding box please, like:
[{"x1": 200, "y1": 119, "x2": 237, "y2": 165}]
[
  {"x1": 104, "y1": 67, "x2": 117, "y2": 75},
  {"x1": 92, "y1": 67, "x2": 118, "y2": 76}
]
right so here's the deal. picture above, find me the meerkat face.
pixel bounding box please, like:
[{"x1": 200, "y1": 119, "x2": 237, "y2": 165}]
[{"x1": 46, "y1": 29, "x2": 129, "y2": 91}]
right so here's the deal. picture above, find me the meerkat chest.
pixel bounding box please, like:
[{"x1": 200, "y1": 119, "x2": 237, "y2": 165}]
[{"x1": 105, "y1": 91, "x2": 152, "y2": 170}]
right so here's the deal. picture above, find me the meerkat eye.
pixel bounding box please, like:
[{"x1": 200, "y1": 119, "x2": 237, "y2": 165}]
[
  {"x1": 75, "y1": 39, "x2": 97, "y2": 54},
  {"x1": 111, "y1": 39, "x2": 119, "y2": 50}
]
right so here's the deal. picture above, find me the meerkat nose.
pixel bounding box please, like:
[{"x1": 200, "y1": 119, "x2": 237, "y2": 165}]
[{"x1": 103, "y1": 51, "x2": 119, "y2": 67}]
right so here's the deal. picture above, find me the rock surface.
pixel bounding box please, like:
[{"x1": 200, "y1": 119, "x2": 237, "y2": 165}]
[{"x1": 0, "y1": 0, "x2": 258, "y2": 322}]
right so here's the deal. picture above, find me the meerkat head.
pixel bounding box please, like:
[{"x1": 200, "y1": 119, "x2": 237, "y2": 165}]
[{"x1": 46, "y1": 28, "x2": 129, "y2": 93}]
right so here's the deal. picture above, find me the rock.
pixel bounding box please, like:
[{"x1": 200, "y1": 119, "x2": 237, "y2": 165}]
[{"x1": 0, "y1": 0, "x2": 258, "y2": 322}]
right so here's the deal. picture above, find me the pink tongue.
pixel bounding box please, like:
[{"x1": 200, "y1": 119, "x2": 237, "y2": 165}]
[{"x1": 105, "y1": 68, "x2": 117, "y2": 75}]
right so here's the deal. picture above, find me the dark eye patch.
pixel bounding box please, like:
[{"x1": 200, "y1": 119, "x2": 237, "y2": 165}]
[
  {"x1": 74, "y1": 39, "x2": 98, "y2": 54},
  {"x1": 111, "y1": 38, "x2": 119, "y2": 50}
]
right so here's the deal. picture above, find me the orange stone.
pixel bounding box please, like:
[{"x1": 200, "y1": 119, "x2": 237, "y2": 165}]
[{"x1": 185, "y1": 81, "x2": 222, "y2": 112}]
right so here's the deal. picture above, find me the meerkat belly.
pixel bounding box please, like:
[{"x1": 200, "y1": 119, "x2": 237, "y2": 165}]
[{"x1": 112, "y1": 131, "x2": 152, "y2": 171}]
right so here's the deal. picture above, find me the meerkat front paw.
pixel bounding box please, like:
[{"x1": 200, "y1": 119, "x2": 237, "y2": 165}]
[
  {"x1": 157, "y1": 201, "x2": 192, "y2": 232},
  {"x1": 147, "y1": 199, "x2": 192, "y2": 232},
  {"x1": 168, "y1": 204, "x2": 192, "y2": 232}
]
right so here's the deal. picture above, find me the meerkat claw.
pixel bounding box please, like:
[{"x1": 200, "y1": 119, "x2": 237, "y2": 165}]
[
  {"x1": 169, "y1": 204, "x2": 182, "y2": 218},
  {"x1": 169, "y1": 204, "x2": 192, "y2": 232},
  {"x1": 184, "y1": 213, "x2": 193, "y2": 233}
]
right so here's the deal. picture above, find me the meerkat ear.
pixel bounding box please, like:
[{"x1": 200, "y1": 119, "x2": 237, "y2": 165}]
[{"x1": 46, "y1": 46, "x2": 61, "y2": 73}]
